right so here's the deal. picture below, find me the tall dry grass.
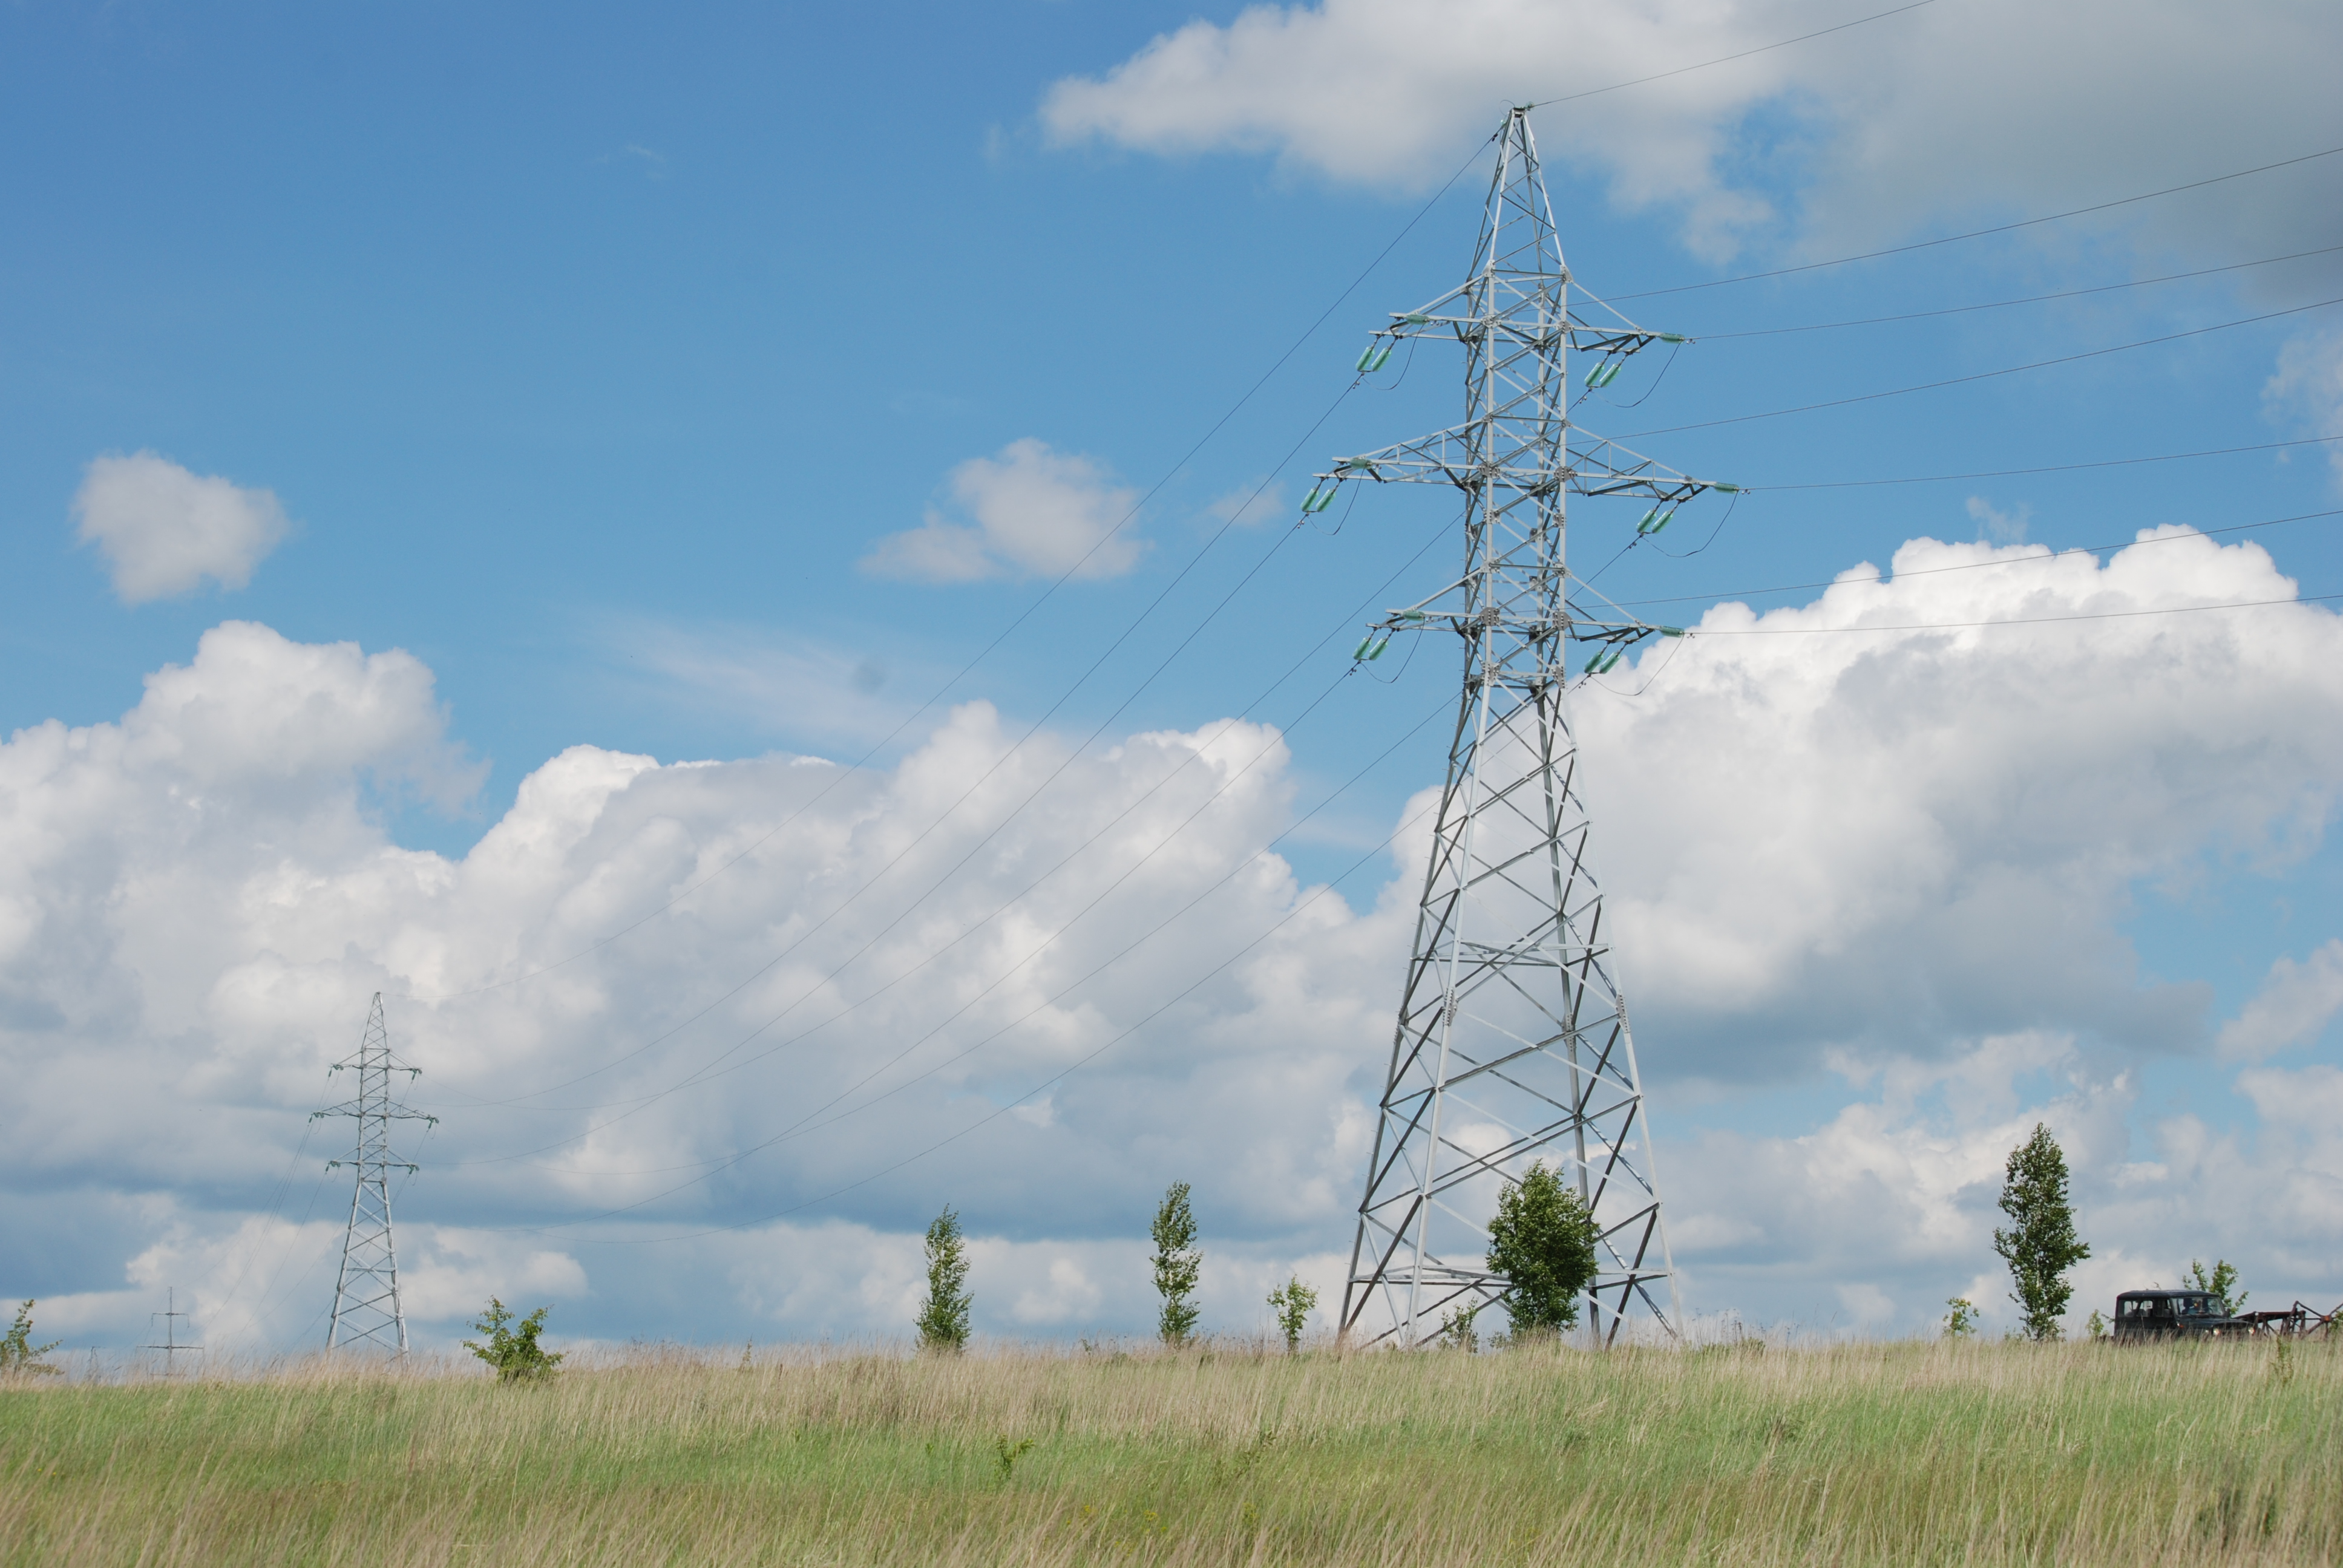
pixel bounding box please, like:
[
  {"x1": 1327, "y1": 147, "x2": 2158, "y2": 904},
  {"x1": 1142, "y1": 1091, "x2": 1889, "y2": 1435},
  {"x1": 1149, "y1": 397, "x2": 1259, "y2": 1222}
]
[{"x1": 2, "y1": 1334, "x2": 2337, "y2": 1565}]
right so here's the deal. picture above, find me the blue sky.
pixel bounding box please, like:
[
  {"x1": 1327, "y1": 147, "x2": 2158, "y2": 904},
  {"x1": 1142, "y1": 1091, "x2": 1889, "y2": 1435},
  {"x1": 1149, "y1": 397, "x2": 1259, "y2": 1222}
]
[{"x1": 4, "y1": 0, "x2": 2342, "y2": 1353}]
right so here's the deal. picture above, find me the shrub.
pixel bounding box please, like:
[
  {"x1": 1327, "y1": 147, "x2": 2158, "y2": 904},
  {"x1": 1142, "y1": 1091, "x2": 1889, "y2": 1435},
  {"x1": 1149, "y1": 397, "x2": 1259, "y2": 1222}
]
[
  {"x1": 1, "y1": 1301, "x2": 61, "y2": 1377},
  {"x1": 1484, "y1": 1161, "x2": 1598, "y2": 1335},
  {"x1": 1152, "y1": 1183, "x2": 1202, "y2": 1347},
  {"x1": 1944, "y1": 1298, "x2": 1979, "y2": 1338},
  {"x1": 464, "y1": 1298, "x2": 563, "y2": 1383},
  {"x1": 2187, "y1": 1258, "x2": 2247, "y2": 1316},
  {"x1": 917, "y1": 1206, "x2": 973, "y2": 1354},
  {"x1": 1266, "y1": 1275, "x2": 1316, "y2": 1353}
]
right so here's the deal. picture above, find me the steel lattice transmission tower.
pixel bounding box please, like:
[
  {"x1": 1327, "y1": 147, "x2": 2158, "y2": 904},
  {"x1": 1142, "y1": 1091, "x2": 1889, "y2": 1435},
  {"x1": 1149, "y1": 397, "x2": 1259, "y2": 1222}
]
[
  {"x1": 1324, "y1": 108, "x2": 1733, "y2": 1348},
  {"x1": 315, "y1": 992, "x2": 436, "y2": 1353}
]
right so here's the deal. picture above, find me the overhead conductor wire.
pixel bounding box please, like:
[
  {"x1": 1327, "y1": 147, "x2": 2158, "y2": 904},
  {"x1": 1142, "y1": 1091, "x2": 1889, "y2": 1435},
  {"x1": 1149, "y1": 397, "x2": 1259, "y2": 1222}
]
[
  {"x1": 1611, "y1": 143, "x2": 2343, "y2": 301},
  {"x1": 414, "y1": 146, "x2": 1495, "y2": 1125},
  {"x1": 398, "y1": 138, "x2": 1489, "y2": 1011},
  {"x1": 370, "y1": 27, "x2": 2343, "y2": 1253},
  {"x1": 454, "y1": 501, "x2": 1458, "y2": 1172}
]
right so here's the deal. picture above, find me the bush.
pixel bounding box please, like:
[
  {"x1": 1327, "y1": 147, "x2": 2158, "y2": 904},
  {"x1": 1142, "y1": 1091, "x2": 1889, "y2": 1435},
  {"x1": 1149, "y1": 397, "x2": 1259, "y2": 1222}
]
[
  {"x1": 2187, "y1": 1258, "x2": 2247, "y2": 1316},
  {"x1": 1152, "y1": 1183, "x2": 1202, "y2": 1347},
  {"x1": 464, "y1": 1298, "x2": 563, "y2": 1383},
  {"x1": 916, "y1": 1206, "x2": 973, "y2": 1354},
  {"x1": 1484, "y1": 1161, "x2": 1598, "y2": 1334},
  {"x1": 1266, "y1": 1276, "x2": 1316, "y2": 1353},
  {"x1": 1, "y1": 1301, "x2": 61, "y2": 1377}
]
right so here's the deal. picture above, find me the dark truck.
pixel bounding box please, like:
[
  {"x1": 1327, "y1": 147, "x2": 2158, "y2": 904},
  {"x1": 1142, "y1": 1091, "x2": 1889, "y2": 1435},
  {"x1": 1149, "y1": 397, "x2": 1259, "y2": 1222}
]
[
  {"x1": 2112, "y1": 1289, "x2": 2337, "y2": 1342},
  {"x1": 2111, "y1": 1290, "x2": 2246, "y2": 1341}
]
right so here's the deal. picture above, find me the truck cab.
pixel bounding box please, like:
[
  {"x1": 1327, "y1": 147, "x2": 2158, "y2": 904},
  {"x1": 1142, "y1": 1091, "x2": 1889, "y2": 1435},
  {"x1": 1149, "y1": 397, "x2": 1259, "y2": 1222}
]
[{"x1": 2111, "y1": 1289, "x2": 2249, "y2": 1341}]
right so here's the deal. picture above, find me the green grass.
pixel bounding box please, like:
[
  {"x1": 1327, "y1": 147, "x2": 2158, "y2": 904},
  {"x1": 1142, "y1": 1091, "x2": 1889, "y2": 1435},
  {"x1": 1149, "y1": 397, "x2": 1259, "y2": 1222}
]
[{"x1": 2, "y1": 1336, "x2": 2339, "y2": 1564}]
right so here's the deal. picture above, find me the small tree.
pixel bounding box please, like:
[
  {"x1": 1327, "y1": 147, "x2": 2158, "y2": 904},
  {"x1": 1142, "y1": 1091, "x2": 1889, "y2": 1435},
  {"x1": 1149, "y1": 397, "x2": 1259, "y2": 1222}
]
[
  {"x1": 1991, "y1": 1123, "x2": 2091, "y2": 1341},
  {"x1": 1266, "y1": 1275, "x2": 1316, "y2": 1353},
  {"x1": 1152, "y1": 1182, "x2": 1202, "y2": 1346},
  {"x1": 464, "y1": 1298, "x2": 563, "y2": 1383},
  {"x1": 2084, "y1": 1309, "x2": 2107, "y2": 1341},
  {"x1": 1, "y1": 1301, "x2": 61, "y2": 1377},
  {"x1": 916, "y1": 1206, "x2": 973, "y2": 1353},
  {"x1": 1943, "y1": 1298, "x2": 1979, "y2": 1338},
  {"x1": 1437, "y1": 1301, "x2": 1481, "y2": 1353},
  {"x1": 1485, "y1": 1161, "x2": 1600, "y2": 1336},
  {"x1": 2187, "y1": 1258, "x2": 2247, "y2": 1316}
]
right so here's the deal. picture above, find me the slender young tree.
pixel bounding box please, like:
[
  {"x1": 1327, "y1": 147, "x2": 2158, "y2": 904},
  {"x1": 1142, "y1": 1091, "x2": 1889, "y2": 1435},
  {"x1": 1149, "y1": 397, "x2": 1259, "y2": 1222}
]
[
  {"x1": 1484, "y1": 1161, "x2": 1600, "y2": 1336},
  {"x1": 916, "y1": 1206, "x2": 973, "y2": 1354},
  {"x1": 1266, "y1": 1276, "x2": 1316, "y2": 1353},
  {"x1": 2187, "y1": 1258, "x2": 2247, "y2": 1316},
  {"x1": 1151, "y1": 1182, "x2": 1202, "y2": 1346},
  {"x1": 1991, "y1": 1123, "x2": 2091, "y2": 1341}
]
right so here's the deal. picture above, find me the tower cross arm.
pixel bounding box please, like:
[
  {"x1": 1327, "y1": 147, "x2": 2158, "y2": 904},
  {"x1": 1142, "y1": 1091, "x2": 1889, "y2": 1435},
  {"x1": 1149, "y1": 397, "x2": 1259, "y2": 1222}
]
[
  {"x1": 312, "y1": 1102, "x2": 440, "y2": 1123},
  {"x1": 1311, "y1": 424, "x2": 1735, "y2": 504},
  {"x1": 1366, "y1": 279, "x2": 1688, "y2": 357}
]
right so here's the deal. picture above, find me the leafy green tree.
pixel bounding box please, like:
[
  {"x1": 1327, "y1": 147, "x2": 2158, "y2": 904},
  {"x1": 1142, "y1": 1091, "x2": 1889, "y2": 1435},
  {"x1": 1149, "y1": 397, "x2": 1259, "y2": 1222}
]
[
  {"x1": 2187, "y1": 1258, "x2": 2247, "y2": 1316},
  {"x1": 1151, "y1": 1182, "x2": 1202, "y2": 1346},
  {"x1": 1484, "y1": 1161, "x2": 1599, "y2": 1335},
  {"x1": 916, "y1": 1206, "x2": 973, "y2": 1353},
  {"x1": 1265, "y1": 1275, "x2": 1316, "y2": 1353},
  {"x1": 1943, "y1": 1298, "x2": 1979, "y2": 1338},
  {"x1": 1991, "y1": 1123, "x2": 2091, "y2": 1341},
  {"x1": 2085, "y1": 1309, "x2": 2108, "y2": 1341},
  {"x1": 464, "y1": 1298, "x2": 563, "y2": 1383},
  {"x1": 1, "y1": 1301, "x2": 61, "y2": 1377},
  {"x1": 1437, "y1": 1301, "x2": 1481, "y2": 1353}
]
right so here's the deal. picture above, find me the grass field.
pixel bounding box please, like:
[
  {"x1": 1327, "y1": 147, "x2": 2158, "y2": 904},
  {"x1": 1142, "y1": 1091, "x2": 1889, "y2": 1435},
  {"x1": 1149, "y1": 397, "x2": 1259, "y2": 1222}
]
[{"x1": 2, "y1": 1334, "x2": 2338, "y2": 1565}]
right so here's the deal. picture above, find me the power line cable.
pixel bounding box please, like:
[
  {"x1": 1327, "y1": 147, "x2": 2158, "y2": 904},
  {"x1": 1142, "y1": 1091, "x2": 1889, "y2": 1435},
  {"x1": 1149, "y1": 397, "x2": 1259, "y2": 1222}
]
[
  {"x1": 1688, "y1": 244, "x2": 2343, "y2": 339},
  {"x1": 459, "y1": 667, "x2": 1352, "y2": 1160},
  {"x1": 1608, "y1": 507, "x2": 2343, "y2": 609},
  {"x1": 1612, "y1": 143, "x2": 2343, "y2": 302},
  {"x1": 546, "y1": 762, "x2": 1452, "y2": 1247},
  {"x1": 1527, "y1": 0, "x2": 1941, "y2": 109},
  {"x1": 444, "y1": 503, "x2": 1458, "y2": 1160},
  {"x1": 1686, "y1": 590, "x2": 2342, "y2": 637},
  {"x1": 425, "y1": 373, "x2": 1382, "y2": 1126},
  {"x1": 1753, "y1": 433, "x2": 2343, "y2": 490},
  {"x1": 505, "y1": 674, "x2": 1446, "y2": 1204},
  {"x1": 1621, "y1": 294, "x2": 2343, "y2": 439},
  {"x1": 400, "y1": 142, "x2": 1489, "y2": 1007}
]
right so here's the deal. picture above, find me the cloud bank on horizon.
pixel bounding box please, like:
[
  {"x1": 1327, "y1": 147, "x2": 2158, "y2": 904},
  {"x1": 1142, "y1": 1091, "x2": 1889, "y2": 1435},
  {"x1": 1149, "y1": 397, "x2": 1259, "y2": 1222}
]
[{"x1": 4, "y1": 524, "x2": 2338, "y2": 1351}]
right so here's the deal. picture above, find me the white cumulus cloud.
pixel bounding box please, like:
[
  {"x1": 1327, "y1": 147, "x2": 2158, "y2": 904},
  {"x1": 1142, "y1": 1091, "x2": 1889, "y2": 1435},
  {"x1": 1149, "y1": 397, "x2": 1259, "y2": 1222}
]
[
  {"x1": 5, "y1": 517, "x2": 2342, "y2": 1347},
  {"x1": 2264, "y1": 326, "x2": 2343, "y2": 489},
  {"x1": 863, "y1": 438, "x2": 1145, "y2": 582},
  {"x1": 73, "y1": 451, "x2": 293, "y2": 604},
  {"x1": 1043, "y1": 0, "x2": 2343, "y2": 266},
  {"x1": 2220, "y1": 940, "x2": 2343, "y2": 1061},
  {"x1": 1575, "y1": 526, "x2": 2343, "y2": 1080}
]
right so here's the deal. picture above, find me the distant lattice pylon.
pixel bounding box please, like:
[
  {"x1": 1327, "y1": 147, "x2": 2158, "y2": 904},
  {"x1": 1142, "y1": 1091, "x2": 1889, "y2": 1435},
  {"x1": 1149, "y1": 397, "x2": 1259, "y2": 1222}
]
[
  {"x1": 1325, "y1": 107, "x2": 1734, "y2": 1348},
  {"x1": 315, "y1": 993, "x2": 436, "y2": 1353}
]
